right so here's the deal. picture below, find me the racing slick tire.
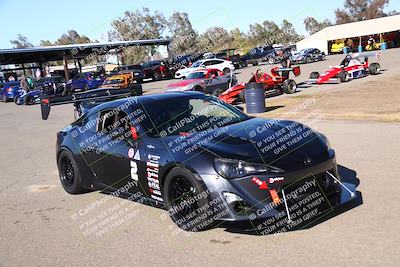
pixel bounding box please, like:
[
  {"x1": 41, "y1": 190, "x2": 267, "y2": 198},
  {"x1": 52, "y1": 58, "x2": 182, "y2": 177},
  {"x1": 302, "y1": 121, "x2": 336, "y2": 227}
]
[
  {"x1": 212, "y1": 88, "x2": 225, "y2": 97},
  {"x1": 338, "y1": 71, "x2": 349, "y2": 83},
  {"x1": 283, "y1": 79, "x2": 297, "y2": 94},
  {"x1": 305, "y1": 57, "x2": 312, "y2": 64},
  {"x1": 163, "y1": 167, "x2": 215, "y2": 231},
  {"x1": 310, "y1": 72, "x2": 320, "y2": 79},
  {"x1": 57, "y1": 150, "x2": 88, "y2": 194},
  {"x1": 223, "y1": 68, "x2": 231, "y2": 74},
  {"x1": 83, "y1": 84, "x2": 89, "y2": 91},
  {"x1": 369, "y1": 63, "x2": 381, "y2": 75},
  {"x1": 152, "y1": 72, "x2": 162, "y2": 81},
  {"x1": 239, "y1": 90, "x2": 246, "y2": 103}
]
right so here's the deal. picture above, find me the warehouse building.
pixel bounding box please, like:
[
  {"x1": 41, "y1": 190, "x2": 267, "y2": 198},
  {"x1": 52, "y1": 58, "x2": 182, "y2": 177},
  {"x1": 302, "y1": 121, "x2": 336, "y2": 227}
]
[{"x1": 296, "y1": 14, "x2": 400, "y2": 54}]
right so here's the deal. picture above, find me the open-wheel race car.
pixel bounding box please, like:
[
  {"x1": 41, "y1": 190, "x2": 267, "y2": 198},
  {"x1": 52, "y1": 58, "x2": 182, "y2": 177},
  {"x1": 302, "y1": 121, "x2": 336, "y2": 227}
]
[
  {"x1": 308, "y1": 51, "x2": 382, "y2": 84},
  {"x1": 219, "y1": 66, "x2": 301, "y2": 104}
]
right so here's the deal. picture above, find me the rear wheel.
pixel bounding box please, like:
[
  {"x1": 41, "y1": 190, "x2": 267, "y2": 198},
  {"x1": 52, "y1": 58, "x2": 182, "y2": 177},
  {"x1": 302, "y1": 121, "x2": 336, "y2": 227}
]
[
  {"x1": 239, "y1": 90, "x2": 246, "y2": 103},
  {"x1": 283, "y1": 79, "x2": 297, "y2": 94},
  {"x1": 223, "y1": 68, "x2": 231, "y2": 74},
  {"x1": 83, "y1": 84, "x2": 89, "y2": 91},
  {"x1": 153, "y1": 72, "x2": 162, "y2": 81},
  {"x1": 24, "y1": 95, "x2": 35, "y2": 105},
  {"x1": 163, "y1": 168, "x2": 214, "y2": 231},
  {"x1": 310, "y1": 72, "x2": 320, "y2": 79},
  {"x1": 2, "y1": 94, "x2": 8, "y2": 102},
  {"x1": 57, "y1": 150, "x2": 87, "y2": 194},
  {"x1": 369, "y1": 63, "x2": 381, "y2": 75}
]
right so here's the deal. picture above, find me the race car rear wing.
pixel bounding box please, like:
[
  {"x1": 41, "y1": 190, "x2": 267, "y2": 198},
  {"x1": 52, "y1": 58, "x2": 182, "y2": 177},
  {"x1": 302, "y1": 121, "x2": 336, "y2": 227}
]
[{"x1": 40, "y1": 85, "x2": 141, "y2": 120}]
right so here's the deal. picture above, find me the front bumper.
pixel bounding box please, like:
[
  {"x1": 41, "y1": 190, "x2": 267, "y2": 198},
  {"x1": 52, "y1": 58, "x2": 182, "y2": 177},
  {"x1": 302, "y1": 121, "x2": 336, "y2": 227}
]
[{"x1": 199, "y1": 154, "x2": 356, "y2": 224}]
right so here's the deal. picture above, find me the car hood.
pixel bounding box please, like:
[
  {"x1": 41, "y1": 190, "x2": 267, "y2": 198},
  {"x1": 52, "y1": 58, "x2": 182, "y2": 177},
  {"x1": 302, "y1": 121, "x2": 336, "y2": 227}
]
[
  {"x1": 166, "y1": 118, "x2": 329, "y2": 172},
  {"x1": 177, "y1": 67, "x2": 196, "y2": 74},
  {"x1": 168, "y1": 79, "x2": 199, "y2": 88}
]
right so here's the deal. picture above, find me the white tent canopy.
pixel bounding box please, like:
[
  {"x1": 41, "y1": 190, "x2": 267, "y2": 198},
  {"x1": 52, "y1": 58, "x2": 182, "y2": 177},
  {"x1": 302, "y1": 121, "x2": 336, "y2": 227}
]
[{"x1": 296, "y1": 15, "x2": 400, "y2": 54}]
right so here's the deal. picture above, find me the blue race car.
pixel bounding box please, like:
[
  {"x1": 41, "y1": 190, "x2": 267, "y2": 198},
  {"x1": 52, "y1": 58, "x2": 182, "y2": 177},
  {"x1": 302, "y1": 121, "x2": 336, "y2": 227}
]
[
  {"x1": 0, "y1": 81, "x2": 21, "y2": 102},
  {"x1": 66, "y1": 72, "x2": 105, "y2": 91}
]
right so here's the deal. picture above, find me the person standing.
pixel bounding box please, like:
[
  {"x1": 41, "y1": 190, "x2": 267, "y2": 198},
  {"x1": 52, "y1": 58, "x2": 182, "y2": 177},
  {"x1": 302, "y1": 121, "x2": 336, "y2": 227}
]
[{"x1": 20, "y1": 75, "x2": 29, "y2": 91}]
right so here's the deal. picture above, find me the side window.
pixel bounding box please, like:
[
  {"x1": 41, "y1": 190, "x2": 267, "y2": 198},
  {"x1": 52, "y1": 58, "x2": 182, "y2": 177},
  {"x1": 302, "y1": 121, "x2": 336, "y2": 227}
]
[
  {"x1": 203, "y1": 60, "x2": 213, "y2": 66},
  {"x1": 210, "y1": 70, "x2": 219, "y2": 77},
  {"x1": 97, "y1": 109, "x2": 131, "y2": 141}
]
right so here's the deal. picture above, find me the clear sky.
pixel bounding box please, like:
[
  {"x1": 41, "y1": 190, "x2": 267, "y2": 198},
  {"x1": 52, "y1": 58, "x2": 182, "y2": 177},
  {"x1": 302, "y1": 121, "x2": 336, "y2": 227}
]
[{"x1": 1, "y1": 0, "x2": 399, "y2": 48}]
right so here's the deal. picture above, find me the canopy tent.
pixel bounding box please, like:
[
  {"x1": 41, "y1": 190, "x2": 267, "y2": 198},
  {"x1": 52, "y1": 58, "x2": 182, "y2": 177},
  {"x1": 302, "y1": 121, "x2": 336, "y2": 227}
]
[{"x1": 0, "y1": 39, "x2": 171, "y2": 80}]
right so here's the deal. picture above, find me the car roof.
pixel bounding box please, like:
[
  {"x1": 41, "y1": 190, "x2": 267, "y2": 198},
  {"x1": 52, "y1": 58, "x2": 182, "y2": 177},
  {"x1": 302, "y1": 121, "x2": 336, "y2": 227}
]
[
  {"x1": 192, "y1": 68, "x2": 219, "y2": 73},
  {"x1": 86, "y1": 91, "x2": 205, "y2": 116}
]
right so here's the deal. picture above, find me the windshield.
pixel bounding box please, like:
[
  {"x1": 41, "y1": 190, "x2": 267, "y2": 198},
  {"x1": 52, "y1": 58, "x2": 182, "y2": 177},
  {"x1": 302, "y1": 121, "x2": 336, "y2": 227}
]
[
  {"x1": 191, "y1": 61, "x2": 203, "y2": 68},
  {"x1": 104, "y1": 78, "x2": 123, "y2": 85},
  {"x1": 299, "y1": 49, "x2": 310, "y2": 55},
  {"x1": 187, "y1": 71, "x2": 206, "y2": 79},
  {"x1": 140, "y1": 96, "x2": 249, "y2": 137}
]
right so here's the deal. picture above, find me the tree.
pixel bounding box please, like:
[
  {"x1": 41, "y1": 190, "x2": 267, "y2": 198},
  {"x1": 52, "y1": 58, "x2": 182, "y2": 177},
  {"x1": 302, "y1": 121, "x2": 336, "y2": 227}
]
[
  {"x1": 109, "y1": 7, "x2": 167, "y2": 63},
  {"x1": 304, "y1": 17, "x2": 333, "y2": 35},
  {"x1": 230, "y1": 28, "x2": 252, "y2": 54},
  {"x1": 167, "y1": 11, "x2": 198, "y2": 55},
  {"x1": 248, "y1": 20, "x2": 281, "y2": 47},
  {"x1": 10, "y1": 34, "x2": 33, "y2": 48},
  {"x1": 281, "y1": 20, "x2": 302, "y2": 44},
  {"x1": 335, "y1": 0, "x2": 391, "y2": 24},
  {"x1": 197, "y1": 27, "x2": 234, "y2": 53}
]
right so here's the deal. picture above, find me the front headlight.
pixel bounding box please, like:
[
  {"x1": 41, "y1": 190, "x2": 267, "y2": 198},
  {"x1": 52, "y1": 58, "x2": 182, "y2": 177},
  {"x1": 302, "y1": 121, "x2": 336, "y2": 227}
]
[{"x1": 214, "y1": 158, "x2": 271, "y2": 179}]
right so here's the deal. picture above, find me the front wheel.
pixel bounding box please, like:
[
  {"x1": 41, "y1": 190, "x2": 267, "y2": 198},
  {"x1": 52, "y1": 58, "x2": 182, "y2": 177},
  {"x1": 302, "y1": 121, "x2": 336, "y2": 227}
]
[
  {"x1": 338, "y1": 71, "x2": 349, "y2": 82},
  {"x1": 310, "y1": 72, "x2": 320, "y2": 79},
  {"x1": 163, "y1": 167, "x2": 215, "y2": 231},
  {"x1": 212, "y1": 88, "x2": 225, "y2": 96},
  {"x1": 57, "y1": 150, "x2": 88, "y2": 194},
  {"x1": 369, "y1": 63, "x2": 381, "y2": 75},
  {"x1": 283, "y1": 79, "x2": 297, "y2": 94}
]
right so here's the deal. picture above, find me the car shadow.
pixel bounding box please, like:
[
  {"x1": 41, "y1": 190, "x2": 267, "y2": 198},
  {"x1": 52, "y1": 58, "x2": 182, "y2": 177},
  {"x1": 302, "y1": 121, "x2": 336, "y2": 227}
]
[{"x1": 221, "y1": 164, "x2": 362, "y2": 235}]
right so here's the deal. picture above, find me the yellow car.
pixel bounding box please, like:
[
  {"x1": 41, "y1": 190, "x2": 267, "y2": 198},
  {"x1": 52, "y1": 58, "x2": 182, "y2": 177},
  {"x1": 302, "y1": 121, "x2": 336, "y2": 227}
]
[
  {"x1": 102, "y1": 72, "x2": 134, "y2": 89},
  {"x1": 331, "y1": 40, "x2": 345, "y2": 53}
]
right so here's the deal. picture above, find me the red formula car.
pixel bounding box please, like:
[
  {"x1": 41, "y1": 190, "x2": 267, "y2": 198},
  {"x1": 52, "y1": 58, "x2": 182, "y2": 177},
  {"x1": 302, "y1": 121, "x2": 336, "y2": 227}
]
[
  {"x1": 219, "y1": 66, "x2": 301, "y2": 104},
  {"x1": 308, "y1": 52, "x2": 382, "y2": 84}
]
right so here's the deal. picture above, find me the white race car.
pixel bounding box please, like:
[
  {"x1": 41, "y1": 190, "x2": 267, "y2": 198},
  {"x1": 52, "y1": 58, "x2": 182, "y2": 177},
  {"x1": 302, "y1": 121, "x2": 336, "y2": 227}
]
[{"x1": 175, "y1": 59, "x2": 235, "y2": 79}]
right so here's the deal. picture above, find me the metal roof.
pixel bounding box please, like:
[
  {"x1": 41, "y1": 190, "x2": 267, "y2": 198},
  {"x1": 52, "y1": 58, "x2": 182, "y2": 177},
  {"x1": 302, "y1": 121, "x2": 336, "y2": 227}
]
[
  {"x1": 298, "y1": 14, "x2": 400, "y2": 43},
  {"x1": 0, "y1": 39, "x2": 171, "y2": 65}
]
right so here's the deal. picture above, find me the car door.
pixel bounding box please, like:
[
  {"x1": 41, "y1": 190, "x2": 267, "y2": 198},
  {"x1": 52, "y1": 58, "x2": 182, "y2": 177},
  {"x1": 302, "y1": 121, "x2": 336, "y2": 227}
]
[{"x1": 82, "y1": 109, "x2": 145, "y2": 194}]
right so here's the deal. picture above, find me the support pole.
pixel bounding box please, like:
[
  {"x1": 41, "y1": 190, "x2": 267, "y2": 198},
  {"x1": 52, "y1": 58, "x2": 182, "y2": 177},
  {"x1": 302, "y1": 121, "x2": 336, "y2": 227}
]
[
  {"x1": 22, "y1": 64, "x2": 26, "y2": 76},
  {"x1": 78, "y1": 60, "x2": 82, "y2": 73},
  {"x1": 63, "y1": 54, "x2": 69, "y2": 80}
]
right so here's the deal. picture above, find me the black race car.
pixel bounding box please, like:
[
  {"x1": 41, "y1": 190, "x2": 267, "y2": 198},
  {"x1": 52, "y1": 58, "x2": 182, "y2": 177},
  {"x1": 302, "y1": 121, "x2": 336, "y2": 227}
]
[
  {"x1": 291, "y1": 48, "x2": 326, "y2": 64},
  {"x1": 43, "y1": 91, "x2": 356, "y2": 232}
]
